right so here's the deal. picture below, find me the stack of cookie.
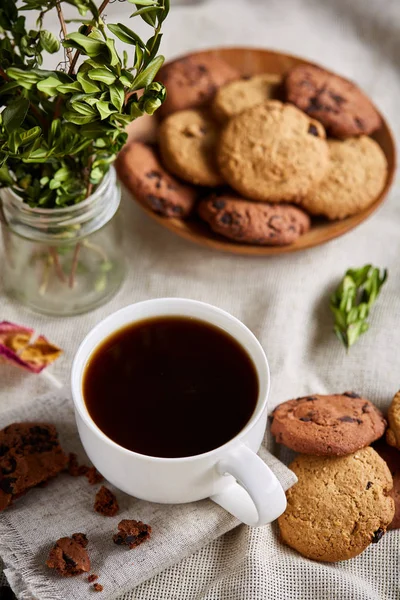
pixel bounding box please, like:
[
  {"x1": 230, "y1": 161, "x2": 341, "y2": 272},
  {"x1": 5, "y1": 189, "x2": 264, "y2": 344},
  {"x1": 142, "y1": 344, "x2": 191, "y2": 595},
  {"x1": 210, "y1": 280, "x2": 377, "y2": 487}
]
[
  {"x1": 270, "y1": 392, "x2": 399, "y2": 562},
  {"x1": 117, "y1": 54, "x2": 388, "y2": 247}
]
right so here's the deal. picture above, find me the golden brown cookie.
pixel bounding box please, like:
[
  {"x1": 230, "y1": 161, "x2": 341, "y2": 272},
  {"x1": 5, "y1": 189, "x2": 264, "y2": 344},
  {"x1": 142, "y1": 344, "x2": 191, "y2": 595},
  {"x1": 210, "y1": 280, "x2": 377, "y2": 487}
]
[
  {"x1": 271, "y1": 392, "x2": 386, "y2": 456},
  {"x1": 374, "y1": 439, "x2": 400, "y2": 530},
  {"x1": 116, "y1": 142, "x2": 197, "y2": 218},
  {"x1": 386, "y1": 390, "x2": 400, "y2": 450},
  {"x1": 156, "y1": 54, "x2": 239, "y2": 118},
  {"x1": 218, "y1": 101, "x2": 329, "y2": 202},
  {"x1": 278, "y1": 448, "x2": 395, "y2": 562},
  {"x1": 301, "y1": 136, "x2": 387, "y2": 220},
  {"x1": 158, "y1": 110, "x2": 223, "y2": 186},
  {"x1": 198, "y1": 195, "x2": 310, "y2": 245},
  {"x1": 285, "y1": 64, "x2": 381, "y2": 138},
  {"x1": 212, "y1": 74, "x2": 282, "y2": 123}
]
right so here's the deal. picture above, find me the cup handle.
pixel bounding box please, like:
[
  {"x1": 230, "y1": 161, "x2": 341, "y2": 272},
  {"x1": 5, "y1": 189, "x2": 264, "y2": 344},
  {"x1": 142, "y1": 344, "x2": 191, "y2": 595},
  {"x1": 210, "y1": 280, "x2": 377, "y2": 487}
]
[{"x1": 210, "y1": 444, "x2": 287, "y2": 527}]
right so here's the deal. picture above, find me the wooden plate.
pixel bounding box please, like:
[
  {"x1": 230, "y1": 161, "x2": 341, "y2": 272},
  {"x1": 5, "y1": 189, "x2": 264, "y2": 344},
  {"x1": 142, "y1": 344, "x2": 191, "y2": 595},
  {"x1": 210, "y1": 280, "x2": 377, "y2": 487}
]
[{"x1": 123, "y1": 47, "x2": 396, "y2": 255}]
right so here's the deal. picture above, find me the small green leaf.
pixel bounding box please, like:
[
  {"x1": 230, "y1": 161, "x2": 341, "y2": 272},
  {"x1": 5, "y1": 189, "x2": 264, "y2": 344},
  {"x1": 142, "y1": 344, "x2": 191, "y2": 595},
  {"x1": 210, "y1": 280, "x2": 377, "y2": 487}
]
[
  {"x1": 107, "y1": 23, "x2": 145, "y2": 47},
  {"x1": 109, "y1": 80, "x2": 125, "y2": 112},
  {"x1": 134, "y1": 43, "x2": 143, "y2": 70},
  {"x1": 77, "y1": 70, "x2": 101, "y2": 93},
  {"x1": 130, "y1": 6, "x2": 158, "y2": 26},
  {"x1": 37, "y1": 75, "x2": 62, "y2": 96},
  {"x1": 69, "y1": 101, "x2": 97, "y2": 116},
  {"x1": 63, "y1": 32, "x2": 105, "y2": 57},
  {"x1": 64, "y1": 111, "x2": 96, "y2": 125},
  {"x1": 96, "y1": 101, "x2": 117, "y2": 120},
  {"x1": 128, "y1": 0, "x2": 158, "y2": 5},
  {"x1": 87, "y1": 68, "x2": 116, "y2": 85},
  {"x1": 39, "y1": 30, "x2": 60, "y2": 53},
  {"x1": 0, "y1": 166, "x2": 14, "y2": 186},
  {"x1": 131, "y1": 55, "x2": 164, "y2": 90},
  {"x1": 106, "y1": 38, "x2": 120, "y2": 67},
  {"x1": 57, "y1": 81, "x2": 83, "y2": 94},
  {"x1": 2, "y1": 97, "x2": 29, "y2": 134},
  {"x1": 19, "y1": 126, "x2": 41, "y2": 146}
]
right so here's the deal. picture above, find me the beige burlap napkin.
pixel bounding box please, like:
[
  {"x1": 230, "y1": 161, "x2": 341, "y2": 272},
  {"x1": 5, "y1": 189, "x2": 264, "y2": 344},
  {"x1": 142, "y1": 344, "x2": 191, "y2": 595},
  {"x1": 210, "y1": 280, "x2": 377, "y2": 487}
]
[{"x1": 0, "y1": 392, "x2": 296, "y2": 600}]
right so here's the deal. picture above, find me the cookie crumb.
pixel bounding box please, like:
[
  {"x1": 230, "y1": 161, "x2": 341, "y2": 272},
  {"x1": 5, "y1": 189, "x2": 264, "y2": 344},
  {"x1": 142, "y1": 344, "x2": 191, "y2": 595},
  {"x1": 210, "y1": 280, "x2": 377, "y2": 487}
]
[
  {"x1": 67, "y1": 453, "x2": 103, "y2": 484},
  {"x1": 93, "y1": 583, "x2": 103, "y2": 592},
  {"x1": 94, "y1": 486, "x2": 119, "y2": 517},
  {"x1": 113, "y1": 519, "x2": 151, "y2": 549},
  {"x1": 86, "y1": 467, "x2": 104, "y2": 485},
  {"x1": 88, "y1": 574, "x2": 98, "y2": 583}
]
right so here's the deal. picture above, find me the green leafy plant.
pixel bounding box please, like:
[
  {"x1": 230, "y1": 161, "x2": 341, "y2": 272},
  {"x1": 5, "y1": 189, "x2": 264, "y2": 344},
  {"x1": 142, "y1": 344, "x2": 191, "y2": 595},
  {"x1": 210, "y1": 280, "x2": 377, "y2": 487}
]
[
  {"x1": 330, "y1": 265, "x2": 388, "y2": 350},
  {"x1": 0, "y1": 0, "x2": 168, "y2": 208}
]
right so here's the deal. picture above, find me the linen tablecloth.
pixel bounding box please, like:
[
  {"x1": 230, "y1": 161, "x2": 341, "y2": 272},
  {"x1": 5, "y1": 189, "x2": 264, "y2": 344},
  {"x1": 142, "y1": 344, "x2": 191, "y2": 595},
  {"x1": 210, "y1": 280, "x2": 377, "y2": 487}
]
[{"x1": 1, "y1": 0, "x2": 399, "y2": 598}]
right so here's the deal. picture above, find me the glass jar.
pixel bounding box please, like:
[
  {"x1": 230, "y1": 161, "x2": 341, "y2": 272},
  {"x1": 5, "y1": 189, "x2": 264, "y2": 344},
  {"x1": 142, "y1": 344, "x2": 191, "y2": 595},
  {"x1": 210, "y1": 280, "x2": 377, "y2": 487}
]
[{"x1": 0, "y1": 167, "x2": 125, "y2": 316}]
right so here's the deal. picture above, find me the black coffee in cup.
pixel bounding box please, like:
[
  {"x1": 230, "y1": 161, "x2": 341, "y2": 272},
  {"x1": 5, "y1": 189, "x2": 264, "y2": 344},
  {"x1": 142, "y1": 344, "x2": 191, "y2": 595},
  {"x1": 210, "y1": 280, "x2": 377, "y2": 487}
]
[{"x1": 83, "y1": 316, "x2": 259, "y2": 458}]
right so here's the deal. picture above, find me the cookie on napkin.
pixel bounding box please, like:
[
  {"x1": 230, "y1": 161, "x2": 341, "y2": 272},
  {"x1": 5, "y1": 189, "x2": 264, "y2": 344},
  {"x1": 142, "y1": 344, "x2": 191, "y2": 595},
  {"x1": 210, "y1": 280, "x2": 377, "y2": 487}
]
[
  {"x1": 278, "y1": 448, "x2": 395, "y2": 562},
  {"x1": 271, "y1": 393, "x2": 386, "y2": 455}
]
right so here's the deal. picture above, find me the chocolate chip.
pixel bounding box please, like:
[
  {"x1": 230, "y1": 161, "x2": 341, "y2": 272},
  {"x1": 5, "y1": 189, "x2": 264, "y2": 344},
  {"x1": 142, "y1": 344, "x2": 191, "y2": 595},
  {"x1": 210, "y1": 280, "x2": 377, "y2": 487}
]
[
  {"x1": 155, "y1": 181, "x2": 161, "y2": 189},
  {"x1": 299, "y1": 417, "x2": 312, "y2": 422},
  {"x1": 146, "y1": 194, "x2": 163, "y2": 211},
  {"x1": 356, "y1": 418, "x2": 363, "y2": 424},
  {"x1": 343, "y1": 392, "x2": 361, "y2": 399},
  {"x1": 362, "y1": 403, "x2": 370, "y2": 413},
  {"x1": 1, "y1": 456, "x2": 17, "y2": 475},
  {"x1": 113, "y1": 535, "x2": 124, "y2": 545},
  {"x1": 241, "y1": 74, "x2": 252, "y2": 80},
  {"x1": 62, "y1": 552, "x2": 77, "y2": 568},
  {"x1": 146, "y1": 170, "x2": 161, "y2": 180},
  {"x1": 0, "y1": 445, "x2": 9, "y2": 457},
  {"x1": 220, "y1": 212, "x2": 233, "y2": 225},
  {"x1": 308, "y1": 124, "x2": 319, "y2": 136},
  {"x1": 197, "y1": 64, "x2": 207, "y2": 74},
  {"x1": 329, "y1": 92, "x2": 345, "y2": 105},
  {"x1": 212, "y1": 199, "x2": 226, "y2": 210},
  {"x1": 371, "y1": 528, "x2": 385, "y2": 543},
  {"x1": 366, "y1": 481, "x2": 373, "y2": 490},
  {"x1": 354, "y1": 117, "x2": 364, "y2": 129},
  {"x1": 306, "y1": 396, "x2": 318, "y2": 401},
  {"x1": 172, "y1": 205, "x2": 183, "y2": 215},
  {"x1": 338, "y1": 416, "x2": 357, "y2": 423},
  {"x1": 0, "y1": 477, "x2": 16, "y2": 494}
]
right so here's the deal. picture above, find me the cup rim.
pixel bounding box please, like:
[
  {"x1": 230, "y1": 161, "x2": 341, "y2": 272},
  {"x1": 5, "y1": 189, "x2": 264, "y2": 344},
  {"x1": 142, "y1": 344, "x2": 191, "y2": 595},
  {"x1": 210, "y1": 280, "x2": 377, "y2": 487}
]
[{"x1": 71, "y1": 298, "x2": 271, "y2": 463}]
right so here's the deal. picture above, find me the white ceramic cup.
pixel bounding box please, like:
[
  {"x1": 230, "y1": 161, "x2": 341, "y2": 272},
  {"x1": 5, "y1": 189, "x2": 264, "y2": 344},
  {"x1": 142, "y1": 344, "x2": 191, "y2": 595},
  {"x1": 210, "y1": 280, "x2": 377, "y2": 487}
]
[{"x1": 71, "y1": 298, "x2": 286, "y2": 527}]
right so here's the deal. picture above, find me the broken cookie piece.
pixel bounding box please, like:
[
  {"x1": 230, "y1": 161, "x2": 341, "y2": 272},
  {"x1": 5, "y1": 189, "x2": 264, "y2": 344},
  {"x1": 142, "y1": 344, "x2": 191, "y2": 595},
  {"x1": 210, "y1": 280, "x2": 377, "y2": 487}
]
[
  {"x1": 94, "y1": 485, "x2": 119, "y2": 517},
  {"x1": 46, "y1": 533, "x2": 90, "y2": 576},
  {"x1": 0, "y1": 422, "x2": 68, "y2": 511},
  {"x1": 113, "y1": 519, "x2": 151, "y2": 549}
]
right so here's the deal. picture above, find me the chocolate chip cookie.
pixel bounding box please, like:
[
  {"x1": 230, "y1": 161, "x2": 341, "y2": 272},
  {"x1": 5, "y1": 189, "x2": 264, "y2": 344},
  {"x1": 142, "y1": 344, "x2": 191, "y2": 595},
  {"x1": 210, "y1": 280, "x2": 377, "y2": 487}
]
[
  {"x1": 386, "y1": 390, "x2": 400, "y2": 450},
  {"x1": 156, "y1": 54, "x2": 239, "y2": 118},
  {"x1": 46, "y1": 533, "x2": 90, "y2": 576},
  {"x1": 374, "y1": 439, "x2": 400, "y2": 530},
  {"x1": 301, "y1": 136, "x2": 387, "y2": 220},
  {"x1": 113, "y1": 519, "x2": 151, "y2": 549},
  {"x1": 212, "y1": 74, "x2": 282, "y2": 123},
  {"x1": 198, "y1": 195, "x2": 310, "y2": 245},
  {"x1": 278, "y1": 448, "x2": 394, "y2": 562},
  {"x1": 0, "y1": 422, "x2": 68, "y2": 511},
  {"x1": 218, "y1": 101, "x2": 329, "y2": 202},
  {"x1": 285, "y1": 64, "x2": 381, "y2": 138},
  {"x1": 159, "y1": 109, "x2": 224, "y2": 186},
  {"x1": 271, "y1": 393, "x2": 386, "y2": 455},
  {"x1": 116, "y1": 142, "x2": 197, "y2": 218}
]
